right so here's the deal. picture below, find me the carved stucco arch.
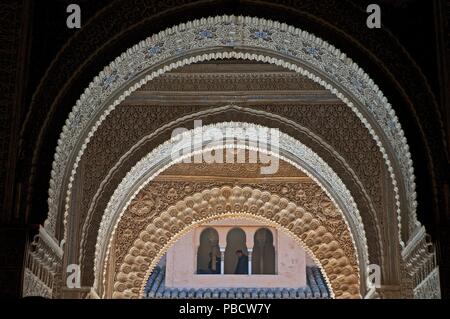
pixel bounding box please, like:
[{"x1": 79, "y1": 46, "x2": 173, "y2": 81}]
[
  {"x1": 94, "y1": 122, "x2": 368, "y2": 296},
  {"x1": 45, "y1": 15, "x2": 418, "y2": 251},
  {"x1": 111, "y1": 186, "x2": 360, "y2": 299},
  {"x1": 79, "y1": 105, "x2": 382, "y2": 276}
]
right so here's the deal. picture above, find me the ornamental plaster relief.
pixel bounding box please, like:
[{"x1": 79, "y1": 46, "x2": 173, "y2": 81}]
[
  {"x1": 79, "y1": 103, "x2": 383, "y2": 238},
  {"x1": 78, "y1": 103, "x2": 385, "y2": 285},
  {"x1": 46, "y1": 16, "x2": 417, "y2": 250},
  {"x1": 112, "y1": 180, "x2": 358, "y2": 276},
  {"x1": 135, "y1": 71, "x2": 324, "y2": 92},
  {"x1": 111, "y1": 186, "x2": 360, "y2": 299},
  {"x1": 94, "y1": 122, "x2": 367, "y2": 296}
]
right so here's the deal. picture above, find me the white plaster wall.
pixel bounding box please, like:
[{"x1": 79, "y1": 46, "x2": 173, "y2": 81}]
[
  {"x1": 165, "y1": 221, "x2": 307, "y2": 288},
  {"x1": 165, "y1": 231, "x2": 196, "y2": 288}
]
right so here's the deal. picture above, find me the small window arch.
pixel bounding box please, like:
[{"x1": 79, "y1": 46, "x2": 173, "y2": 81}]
[
  {"x1": 196, "y1": 228, "x2": 221, "y2": 274},
  {"x1": 252, "y1": 228, "x2": 275, "y2": 274},
  {"x1": 224, "y1": 228, "x2": 248, "y2": 274}
]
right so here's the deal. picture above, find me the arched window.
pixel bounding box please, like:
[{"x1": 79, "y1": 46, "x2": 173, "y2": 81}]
[
  {"x1": 196, "y1": 228, "x2": 221, "y2": 274},
  {"x1": 252, "y1": 228, "x2": 276, "y2": 274},
  {"x1": 224, "y1": 228, "x2": 248, "y2": 274}
]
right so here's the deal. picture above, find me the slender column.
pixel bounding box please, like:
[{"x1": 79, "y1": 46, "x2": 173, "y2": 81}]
[
  {"x1": 220, "y1": 247, "x2": 225, "y2": 275},
  {"x1": 248, "y1": 249, "x2": 253, "y2": 275},
  {"x1": 244, "y1": 228, "x2": 255, "y2": 276},
  {"x1": 217, "y1": 227, "x2": 227, "y2": 275}
]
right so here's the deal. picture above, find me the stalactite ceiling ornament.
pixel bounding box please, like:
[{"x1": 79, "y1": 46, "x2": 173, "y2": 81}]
[{"x1": 111, "y1": 186, "x2": 360, "y2": 299}]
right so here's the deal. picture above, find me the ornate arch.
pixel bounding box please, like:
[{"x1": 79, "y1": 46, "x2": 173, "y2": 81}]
[
  {"x1": 17, "y1": 3, "x2": 443, "y2": 299},
  {"x1": 78, "y1": 103, "x2": 384, "y2": 265},
  {"x1": 111, "y1": 186, "x2": 360, "y2": 299},
  {"x1": 94, "y1": 122, "x2": 368, "y2": 295},
  {"x1": 78, "y1": 105, "x2": 382, "y2": 274},
  {"x1": 45, "y1": 15, "x2": 418, "y2": 250},
  {"x1": 75, "y1": 103, "x2": 388, "y2": 288}
]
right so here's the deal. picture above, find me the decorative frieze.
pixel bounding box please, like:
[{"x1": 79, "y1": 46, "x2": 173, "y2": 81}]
[
  {"x1": 79, "y1": 103, "x2": 383, "y2": 283},
  {"x1": 136, "y1": 71, "x2": 324, "y2": 92}
]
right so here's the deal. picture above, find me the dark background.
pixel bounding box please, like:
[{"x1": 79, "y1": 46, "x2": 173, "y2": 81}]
[{"x1": 0, "y1": 0, "x2": 448, "y2": 298}]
